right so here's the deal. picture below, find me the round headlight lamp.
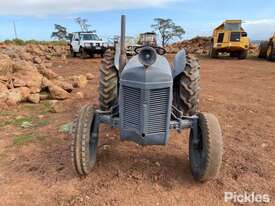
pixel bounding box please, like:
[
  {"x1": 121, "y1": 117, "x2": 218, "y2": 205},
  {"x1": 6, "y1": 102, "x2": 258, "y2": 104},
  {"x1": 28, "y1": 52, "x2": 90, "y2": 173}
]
[{"x1": 138, "y1": 46, "x2": 157, "y2": 67}]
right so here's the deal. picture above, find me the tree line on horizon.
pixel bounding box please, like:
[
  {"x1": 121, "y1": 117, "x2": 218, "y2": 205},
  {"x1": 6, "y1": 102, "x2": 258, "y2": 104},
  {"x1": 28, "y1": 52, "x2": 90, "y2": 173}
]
[{"x1": 52, "y1": 17, "x2": 185, "y2": 46}]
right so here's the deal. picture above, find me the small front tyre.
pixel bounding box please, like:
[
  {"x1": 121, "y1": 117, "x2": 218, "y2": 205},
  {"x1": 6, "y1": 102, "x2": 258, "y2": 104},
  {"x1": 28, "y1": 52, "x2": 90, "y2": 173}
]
[
  {"x1": 71, "y1": 105, "x2": 98, "y2": 177},
  {"x1": 189, "y1": 113, "x2": 223, "y2": 182}
]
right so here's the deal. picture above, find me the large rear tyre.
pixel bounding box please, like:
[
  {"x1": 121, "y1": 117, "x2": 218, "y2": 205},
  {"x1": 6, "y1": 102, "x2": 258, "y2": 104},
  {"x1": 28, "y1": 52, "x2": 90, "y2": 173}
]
[
  {"x1": 173, "y1": 54, "x2": 200, "y2": 116},
  {"x1": 71, "y1": 105, "x2": 98, "y2": 177},
  {"x1": 189, "y1": 113, "x2": 223, "y2": 182},
  {"x1": 267, "y1": 41, "x2": 275, "y2": 61},
  {"x1": 258, "y1": 41, "x2": 269, "y2": 58},
  {"x1": 98, "y1": 49, "x2": 118, "y2": 111}
]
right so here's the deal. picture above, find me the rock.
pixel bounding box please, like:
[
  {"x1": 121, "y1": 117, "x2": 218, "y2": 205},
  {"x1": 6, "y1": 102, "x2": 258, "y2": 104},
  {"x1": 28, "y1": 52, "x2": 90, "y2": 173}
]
[
  {"x1": 0, "y1": 82, "x2": 8, "y2": 92},
  {"x1": 39, "y1": 92, "x2": 51, "y2": 100},
  {"x1": 61, "y1": 54, "x2": 67, "y2": 62},
  {"x1": 26, "y1": 44, "x2": 44, "y2": 56},
  {"x1": 48, "y1": 85, "x2": 70, "y2": 100},
  {"x1": 27, "y1": 93, "x2": 40, "y2": 104},
  {"x1": 21, "y1": 121, "x2": 33, "y2": 128},
  {"x1": 33, "y1": 56, "x2": 42, "y2": 64},
  {"x1": 38, "y1": 65, "x2": 58, "y2": 79},
  {"x1": 44, "y1": 62, "x2": 53, "y2": 68},
  {"x1": 49, "y1": 99, "x2": 73, "y2": 113},
  {"x1": 0, "y1": 54, "x2": 13, "y2": 76},
  {"x1": 45, "y1": 55, "x2": 52, "y2": 60},
  {"x1": 86, "y1": 73, "x2": 95, "y2": 80},
  {"x1": 72, "y1": 75, "x2": 88, "y2": 88},
  {"x1": 13, "y1": 60, "x2": 42, "y2": 93},
  {"x1": 12, "y1": 78, "x2": 26, "y2": 88},
  {"x1": 6, "y1": 87, "x2": 30, "y2": 105},
  {"x1": 20, "y1": 52, "x2": 32, "y2": 61},
  {"x1": 41, "y1": 77, "x2": 52, "y2": 89},
  {"x1": 52, "y1": 80, "x2": 73, "y2": 92},
  {"x1": 74, "y1": 92, "x2": 84, "y2": 99}
]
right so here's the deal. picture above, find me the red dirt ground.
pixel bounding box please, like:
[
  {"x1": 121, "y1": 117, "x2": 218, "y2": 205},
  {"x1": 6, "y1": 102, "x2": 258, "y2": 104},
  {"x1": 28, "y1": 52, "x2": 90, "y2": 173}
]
[{"x1": 0, "y1": 55, "x2": 274, "y2": 206}]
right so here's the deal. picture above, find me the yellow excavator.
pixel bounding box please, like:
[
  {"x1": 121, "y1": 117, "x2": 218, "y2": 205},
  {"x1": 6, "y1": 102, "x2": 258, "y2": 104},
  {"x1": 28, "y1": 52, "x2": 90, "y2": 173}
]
[
  {"x1": 258, "y1": 33, "x2": 275, "y2": 61},
  {"x1": 209, "y1": 20, "x2": 250, "y2": 59}
]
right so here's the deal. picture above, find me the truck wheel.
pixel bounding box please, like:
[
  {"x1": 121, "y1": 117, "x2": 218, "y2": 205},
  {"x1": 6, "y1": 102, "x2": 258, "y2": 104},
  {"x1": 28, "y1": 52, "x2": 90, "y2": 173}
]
[
  {"x1": 99, "y1": 49, "x2": 118, "y2": 111},
  {"x1": 71, "y1": 105, "x2": 98, "y2": 176},
  {"x1": 173, "y1": 54, "x2": 200, "y2": 116},
  {"x1": 267, "y1": 41, "x2": 275, "y2": 61},
  {"x1": 238, "y1": 50, "x2": 248, "y2": 59},
  {"x1": 258, "y1": 41, "x2": 269, "y2": 58},
  {"x1": 209, "y1": 43, "x2": 218, "y2": 58},
  {"x1": 80, "y1": 47, "x2": 88, "y2": 59},
  {"x1": 189, "y1": 113, "x2": 223, "y2": 182},
  {"x1": 70, "y1": 46, "x2": 76, "y2": 57}
]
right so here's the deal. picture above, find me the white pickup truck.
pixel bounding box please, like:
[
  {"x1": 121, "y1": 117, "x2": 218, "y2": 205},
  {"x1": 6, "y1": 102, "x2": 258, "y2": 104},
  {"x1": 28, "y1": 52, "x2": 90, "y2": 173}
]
[{"x1": 69, "y1": 32, "x2": 108, "y2": 58}]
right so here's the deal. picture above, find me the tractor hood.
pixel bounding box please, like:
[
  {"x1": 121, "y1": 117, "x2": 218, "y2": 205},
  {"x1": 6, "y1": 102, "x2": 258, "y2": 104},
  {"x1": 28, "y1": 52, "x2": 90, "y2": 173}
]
[{"x1": 120, "y1": 55, "x2": 173, "y2": 89}]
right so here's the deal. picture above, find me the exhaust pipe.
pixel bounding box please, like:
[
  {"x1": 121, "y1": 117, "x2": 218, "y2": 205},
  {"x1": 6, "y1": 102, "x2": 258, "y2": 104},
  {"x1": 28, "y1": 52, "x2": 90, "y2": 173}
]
[{"x1": 119, "y1": 15, "x2": 127, "y2": 73}]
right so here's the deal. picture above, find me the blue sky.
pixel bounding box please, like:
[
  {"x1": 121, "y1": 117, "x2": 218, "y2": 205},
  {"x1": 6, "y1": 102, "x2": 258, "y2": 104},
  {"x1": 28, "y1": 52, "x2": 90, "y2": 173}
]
[{"x1": 0, "y1": 0, "x2": 275, "y2": 41}]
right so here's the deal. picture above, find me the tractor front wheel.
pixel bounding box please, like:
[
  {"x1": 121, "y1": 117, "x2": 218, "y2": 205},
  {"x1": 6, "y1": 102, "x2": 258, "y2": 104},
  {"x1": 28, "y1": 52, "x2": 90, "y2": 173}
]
[
  {"x1": 189, "y1": 113, "x2": 223, "y2": 182},
  {"x1": 71, "y1": 105, "x2": 98, "y2": 177}
]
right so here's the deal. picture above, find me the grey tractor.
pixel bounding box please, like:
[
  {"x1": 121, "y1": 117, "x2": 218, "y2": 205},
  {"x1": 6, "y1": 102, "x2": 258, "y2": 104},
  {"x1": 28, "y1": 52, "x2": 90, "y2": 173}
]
[{"x1": 71, "y1": 15, "x2": 223, "y2": 182}]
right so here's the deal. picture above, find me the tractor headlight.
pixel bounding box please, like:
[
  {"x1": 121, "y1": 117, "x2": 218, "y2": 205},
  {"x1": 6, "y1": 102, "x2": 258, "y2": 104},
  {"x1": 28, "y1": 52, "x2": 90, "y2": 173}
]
[
  {"x1": 84, "y1": 43, "x2": 91, "y2": 47},
  {"x1": 138, "y1": 46, "x2": 157, "y2": 67}
]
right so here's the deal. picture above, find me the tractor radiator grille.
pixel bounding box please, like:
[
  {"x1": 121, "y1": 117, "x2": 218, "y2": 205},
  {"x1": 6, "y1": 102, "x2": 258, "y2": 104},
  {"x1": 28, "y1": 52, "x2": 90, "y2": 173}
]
[
  {"x1": 122, "y1": 86, "x2": 169, "y2": 134},
  {"x1": 122, "y1": 86, "x2": 141, "y2": 130}
]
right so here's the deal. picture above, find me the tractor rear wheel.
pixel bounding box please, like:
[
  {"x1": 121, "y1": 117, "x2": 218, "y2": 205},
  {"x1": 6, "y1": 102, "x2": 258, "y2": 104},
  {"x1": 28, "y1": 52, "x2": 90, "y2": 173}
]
[
  {"x1": 71, "y1": 105, "x2": 98, "y2": 177},
  {"x1": 238, "y1": 50, "x2": 248, "y2": 59},
  {"x1": 189, "y1": 113, "x2": 223, "y2": 182},
  {"x1": 267, "y1": 41, "x2": 275, "y2": 61},
  {"x1": 258, "y1": 41, "x2": 269, "y2": 58},
  {"x1": 99, "y1": 48, "x2": 118, "y2": 111},
  {"x1": 173, "y1": 54, "x2": 200, "y2": 116}
]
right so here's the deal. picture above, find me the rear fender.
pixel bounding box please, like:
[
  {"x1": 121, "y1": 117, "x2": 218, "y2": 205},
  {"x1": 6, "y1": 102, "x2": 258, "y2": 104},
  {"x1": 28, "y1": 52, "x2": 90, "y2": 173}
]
[{"x1": 171, "y1": 49, "x2": 187, "y2": 79}]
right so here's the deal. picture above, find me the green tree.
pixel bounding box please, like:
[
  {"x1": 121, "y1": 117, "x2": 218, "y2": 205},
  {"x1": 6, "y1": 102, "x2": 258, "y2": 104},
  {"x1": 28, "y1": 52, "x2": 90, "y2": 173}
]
[
  {"x1": 51, "y1": 24, "x2": 68, "y2": 40},
  {"x1": 151, "y1": 18, "x2": 185, "y2": 47}
]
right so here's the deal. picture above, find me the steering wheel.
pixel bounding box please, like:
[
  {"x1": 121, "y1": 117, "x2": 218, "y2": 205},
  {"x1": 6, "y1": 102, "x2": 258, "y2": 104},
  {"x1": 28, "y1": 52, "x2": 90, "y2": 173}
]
[{"x1": 134, "y1": 46, "x2": 166, "y2": 55}]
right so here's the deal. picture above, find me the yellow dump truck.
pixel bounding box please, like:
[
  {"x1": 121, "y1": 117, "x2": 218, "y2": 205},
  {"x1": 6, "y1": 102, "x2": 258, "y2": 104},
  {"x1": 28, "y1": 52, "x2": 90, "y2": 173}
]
[
  {"x1": 258, "y1": 34, "x2": 275, "y2": 61},
  {"x1": 209, "y1": 20, "x2": 250, "y2": 59}
]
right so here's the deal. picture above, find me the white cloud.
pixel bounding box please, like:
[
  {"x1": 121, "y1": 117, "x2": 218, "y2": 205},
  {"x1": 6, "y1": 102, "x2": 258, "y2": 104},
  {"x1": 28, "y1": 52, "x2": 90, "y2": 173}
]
[
  {"x1": 243, "y1": 19, "x2": 275, "y2": 25},
  {"x1": 243, "y1": 19, "x2": 275, "y2": 40},
  {"x1": 0, "y1": 0, "x2": 180, "y2": 16}
]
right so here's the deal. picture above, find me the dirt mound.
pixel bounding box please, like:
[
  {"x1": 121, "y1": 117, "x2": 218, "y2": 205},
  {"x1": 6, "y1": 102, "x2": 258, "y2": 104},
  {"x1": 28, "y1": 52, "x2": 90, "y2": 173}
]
[
  {"x1": 166, "y1": 36, "x2": 259, "y2": 56},
  {"x1": 166, "y1": 36, "x2": 211, "y2": 55},
  {"x1": 0, "y1": 44, "x2": 93, "y2": 109}
]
